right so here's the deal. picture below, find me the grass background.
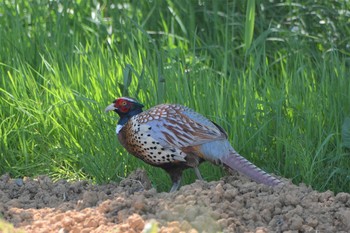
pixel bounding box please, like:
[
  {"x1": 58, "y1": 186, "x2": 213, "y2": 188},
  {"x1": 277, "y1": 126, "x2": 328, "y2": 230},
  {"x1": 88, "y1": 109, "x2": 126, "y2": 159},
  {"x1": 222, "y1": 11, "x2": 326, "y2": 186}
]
[{"x1": 1, "y1": 0, "x2": 350, "y2": 193}]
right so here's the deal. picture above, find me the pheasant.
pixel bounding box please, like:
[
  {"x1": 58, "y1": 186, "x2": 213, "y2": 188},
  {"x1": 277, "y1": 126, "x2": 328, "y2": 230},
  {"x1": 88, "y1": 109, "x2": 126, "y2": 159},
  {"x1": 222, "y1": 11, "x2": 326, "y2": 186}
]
[{"x1": 105, "y1": 97, "x2": 283, "y2": 192}]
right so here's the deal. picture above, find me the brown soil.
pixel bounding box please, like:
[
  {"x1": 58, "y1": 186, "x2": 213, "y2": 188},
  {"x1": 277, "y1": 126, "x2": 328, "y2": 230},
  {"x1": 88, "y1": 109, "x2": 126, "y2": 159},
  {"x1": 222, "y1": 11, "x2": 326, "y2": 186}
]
[{"x1": 0, "y1": 170, "x2": 349, "y2": 233}]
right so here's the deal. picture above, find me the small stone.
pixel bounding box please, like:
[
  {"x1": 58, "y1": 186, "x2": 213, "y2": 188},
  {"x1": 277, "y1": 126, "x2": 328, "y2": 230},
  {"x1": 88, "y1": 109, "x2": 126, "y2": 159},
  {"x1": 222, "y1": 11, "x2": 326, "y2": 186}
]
[
  {"x1": 15, "y1": 179, "x2": 24, "y2": 186},
  {"x1": 289, "y1": 215, "x2": 303, "y2": 230},
  {"x1": 335, "y1": 209, "x2": 350, "y2": 229},
  {"x1": 127, "y1": 214, "x2": 145, "y2": 231},
  {"x1": 335, "y1": 192, "x2": 350, "y2": 204},
  {"x1": 255, "y1": 227, "x2": 269, "y2": 233}
]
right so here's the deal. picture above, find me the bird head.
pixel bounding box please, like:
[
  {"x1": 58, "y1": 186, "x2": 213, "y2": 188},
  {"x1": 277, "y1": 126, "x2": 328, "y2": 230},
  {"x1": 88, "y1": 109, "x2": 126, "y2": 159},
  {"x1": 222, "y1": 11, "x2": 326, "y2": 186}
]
[{"x1": 105, "y1": 97, "x2": 144, "y2": 117}]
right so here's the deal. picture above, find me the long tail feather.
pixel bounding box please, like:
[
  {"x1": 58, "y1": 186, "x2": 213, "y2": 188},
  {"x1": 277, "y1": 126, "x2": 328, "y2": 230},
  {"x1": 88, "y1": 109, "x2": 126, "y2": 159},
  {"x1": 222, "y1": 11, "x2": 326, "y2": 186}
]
[
  {"x1": 221, "y1": 150, "x2": 283, "y2": 186},
  {"x1": 196, "y1": 140, "x2": 283, "y2": 186}
]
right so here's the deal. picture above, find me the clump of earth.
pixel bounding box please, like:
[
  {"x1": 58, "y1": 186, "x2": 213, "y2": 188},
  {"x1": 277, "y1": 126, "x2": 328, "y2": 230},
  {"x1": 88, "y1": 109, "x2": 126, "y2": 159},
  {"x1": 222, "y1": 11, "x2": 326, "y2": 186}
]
[{"x1": 0, "y1": 169, "x2": 349, "y2": 233}]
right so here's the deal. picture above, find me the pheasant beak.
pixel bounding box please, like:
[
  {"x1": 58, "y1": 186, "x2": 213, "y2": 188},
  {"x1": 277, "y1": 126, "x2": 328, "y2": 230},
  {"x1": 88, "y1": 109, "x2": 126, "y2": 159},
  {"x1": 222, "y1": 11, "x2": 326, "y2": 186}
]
[{"x1": 105, "y1": 103, "x2": 117, "y2": 112}]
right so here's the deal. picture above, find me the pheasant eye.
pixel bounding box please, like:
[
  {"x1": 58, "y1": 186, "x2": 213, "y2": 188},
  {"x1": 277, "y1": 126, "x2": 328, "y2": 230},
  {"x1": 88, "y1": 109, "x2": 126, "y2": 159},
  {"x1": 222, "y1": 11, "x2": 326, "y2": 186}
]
[
  {"x1": 116, "y1": 99, "x2": 130, "y2": 113},
  {"x1": 116, "y1": 99, "x2": 128, "y2": 107}
]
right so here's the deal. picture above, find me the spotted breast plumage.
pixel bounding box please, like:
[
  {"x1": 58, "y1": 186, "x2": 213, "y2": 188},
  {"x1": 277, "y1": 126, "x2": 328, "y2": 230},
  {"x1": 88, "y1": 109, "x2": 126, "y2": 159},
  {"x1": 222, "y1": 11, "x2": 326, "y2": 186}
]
[{"x1": 105, "y1": 97, "x2": 283, "y2": 192}]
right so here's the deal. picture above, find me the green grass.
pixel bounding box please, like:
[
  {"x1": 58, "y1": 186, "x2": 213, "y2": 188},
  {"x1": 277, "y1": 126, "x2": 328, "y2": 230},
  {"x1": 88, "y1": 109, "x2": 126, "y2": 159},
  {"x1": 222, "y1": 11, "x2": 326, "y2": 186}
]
[{"x1": 1, "y1": 0, "x2": 350, "y2": 193}]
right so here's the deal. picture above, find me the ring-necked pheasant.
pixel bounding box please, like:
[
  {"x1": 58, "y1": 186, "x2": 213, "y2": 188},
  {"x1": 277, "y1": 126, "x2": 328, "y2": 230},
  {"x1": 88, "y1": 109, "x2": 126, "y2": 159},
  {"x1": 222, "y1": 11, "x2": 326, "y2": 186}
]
[{"x1": 105, "y1": 97, "x2": 283, "y2": 192}]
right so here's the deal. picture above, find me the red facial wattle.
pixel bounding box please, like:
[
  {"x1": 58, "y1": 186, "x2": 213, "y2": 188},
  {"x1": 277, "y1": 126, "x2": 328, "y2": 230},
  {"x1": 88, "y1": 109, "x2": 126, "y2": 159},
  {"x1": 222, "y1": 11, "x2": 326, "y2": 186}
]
[{"x1": 115, "y1": 99, "x2": 130, "y2": 113}]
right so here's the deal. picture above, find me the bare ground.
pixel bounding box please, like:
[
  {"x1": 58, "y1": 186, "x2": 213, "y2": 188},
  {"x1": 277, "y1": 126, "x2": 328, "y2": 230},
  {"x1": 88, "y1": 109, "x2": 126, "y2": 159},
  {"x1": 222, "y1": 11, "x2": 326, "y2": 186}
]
[{"x1": 0, "y1": 170, "x2": 349, "y2": 233}]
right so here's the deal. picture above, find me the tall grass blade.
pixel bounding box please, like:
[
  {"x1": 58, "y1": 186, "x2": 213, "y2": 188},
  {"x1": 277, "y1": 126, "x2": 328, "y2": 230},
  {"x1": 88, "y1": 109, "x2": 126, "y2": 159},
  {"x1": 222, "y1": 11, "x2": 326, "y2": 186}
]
[{"x1": 244, "y1": 0, "x2": 255, "y2": 51}]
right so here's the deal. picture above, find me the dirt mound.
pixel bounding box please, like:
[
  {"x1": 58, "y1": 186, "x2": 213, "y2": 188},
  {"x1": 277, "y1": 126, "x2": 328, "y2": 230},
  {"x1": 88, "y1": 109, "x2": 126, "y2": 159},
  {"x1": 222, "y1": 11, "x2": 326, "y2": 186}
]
[{"x1": 0, "y1": 170, "x2": 349, "y2": 233}]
